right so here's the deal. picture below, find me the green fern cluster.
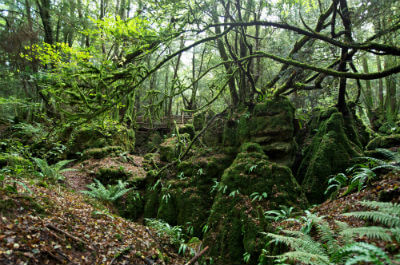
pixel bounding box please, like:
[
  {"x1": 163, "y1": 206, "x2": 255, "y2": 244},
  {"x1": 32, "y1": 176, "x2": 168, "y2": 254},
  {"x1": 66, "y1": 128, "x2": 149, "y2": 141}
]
[
  {"x1": 33, "y1": 157, "x2": 75, "y2": 182},
  {"x1": 325, "y1": 148, "x2": 400, "y2": 199},
  {"x1": 260, "y1": 200, "x2": 400, "y2": 265},
  {"x1": 81, "y1": 179, "x2": 132, "y2": 203}
]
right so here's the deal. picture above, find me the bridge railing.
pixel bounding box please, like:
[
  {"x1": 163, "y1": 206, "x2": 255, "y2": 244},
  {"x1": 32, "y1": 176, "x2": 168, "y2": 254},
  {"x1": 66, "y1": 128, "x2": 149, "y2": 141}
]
[{"x1": 136, "y1": 114, "x2": 192, "y2": 128}]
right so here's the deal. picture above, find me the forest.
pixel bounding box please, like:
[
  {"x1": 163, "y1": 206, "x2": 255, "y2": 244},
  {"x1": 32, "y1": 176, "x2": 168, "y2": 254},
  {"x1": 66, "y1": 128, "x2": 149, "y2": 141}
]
[{"x1": 0, "y1": 0, "x2": 400, "y2": 264}]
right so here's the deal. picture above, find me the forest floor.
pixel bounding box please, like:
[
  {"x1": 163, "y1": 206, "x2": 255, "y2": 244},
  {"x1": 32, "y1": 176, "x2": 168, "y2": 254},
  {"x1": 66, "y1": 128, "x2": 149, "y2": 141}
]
[
  {"x1": 0, "y1": 156, "x2": 399, "y2": 265},
  {"x1": 0, "y1": 174, "x2": 185, "y2": 265}
]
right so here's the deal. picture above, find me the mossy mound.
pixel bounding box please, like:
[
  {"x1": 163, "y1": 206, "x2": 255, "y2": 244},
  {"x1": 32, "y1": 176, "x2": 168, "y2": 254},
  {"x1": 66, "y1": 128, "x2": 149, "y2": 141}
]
[
  {"x1": 366, "y1": 134, "x2": 400, "y2": 150},
  {"x1": 95, "y1": 166, "x2": 133, "y2": 185},
  {"x1": 203, "y1": 143, "x2": 306, "y2": 264},
  {"x1": 0, "y1": 153, "x2": 32, "y2": 168},
  {"x1": 223, "y1": 96, "x2": 297, "y2": 167},
  {"x1": 144, "y1": 152, "x2": 233, "y2": 235},
  {"x1": 178, "y1": 124, "x2": 195, "y2": 139},
  {"x1": 67, "y1": 124, "x2": 135, "y2": 157},
  {"x1": 116, "y1": 189, "x2": 144, "y2": 220},
  {"x1": 159, "y1": 133, "x2": 190, "y2": 162},
  {"x1": 297, "y1": 110, "x2": 363, "y2": 203},
  {"x1": 83, "y1": 146, "x2": 123, "y2": 159}
]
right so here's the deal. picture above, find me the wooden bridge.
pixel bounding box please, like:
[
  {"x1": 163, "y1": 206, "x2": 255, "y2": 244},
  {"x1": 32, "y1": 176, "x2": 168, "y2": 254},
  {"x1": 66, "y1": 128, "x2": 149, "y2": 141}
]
[{"x1": 136, "y1": 114, "x2": 192, "y2": 131}]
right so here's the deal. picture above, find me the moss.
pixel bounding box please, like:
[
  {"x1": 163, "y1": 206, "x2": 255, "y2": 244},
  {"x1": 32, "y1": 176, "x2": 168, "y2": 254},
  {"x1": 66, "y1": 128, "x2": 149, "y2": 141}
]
[
  {"x1": 366, "y1": 134, "x2": 400, "y2": 150},
  {"x1": 111, "y1": 128, "x2": 135, "y2": 152},
  {"x1": 178, "y1": 124, "x2": 195, "y2": 139},
  {"x1": 159, "y1": 133, "x2": 190, "y2": 162},
  {"x1": 83, "y1": 146, "x2": 123, "y2": 159},
  {"x1": 67, "y1": 124, "x2": 135, "y2": 157},
  {"x1": 116, "y1": 190, "x2": 144, "y2": 220},
  {"x1": 0, "y1": 153, "x2": 31, "y2": 168},
  {"x1": 68, "y1": 127, "x2": 106, "y2": 155},
  {"x1": 222, "y1": 96, "x2": 297, "y2": 167},
  {"x1": 95, "y1": 166, "x2": 132, "y2": 185},
  {"x1": 147, "y1": 132, "x2": 162, "y2": 151},
  {"x1": 203, "y1": 143, "x2": 307, "y2": 264},
  {"x1": 143, "y1": 188, "x2": 160, "y2": 218},
  {"x1": 297, "y1": 111, "x2": 363, "y2": 203}
]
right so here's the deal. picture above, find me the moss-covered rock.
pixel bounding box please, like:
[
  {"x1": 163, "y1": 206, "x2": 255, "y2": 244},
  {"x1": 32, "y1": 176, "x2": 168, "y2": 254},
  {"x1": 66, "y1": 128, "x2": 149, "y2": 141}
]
[
  {"x1": 366, "y1": 134, "x2": 400, "y2": 150},
  {"x1": 83, "y1": 146, "x2": 123, "y2": 159},
  {"x1": 178, "y1": 124, "x2": 195, "y2": 139},
  {"x1": 159, "y1": 133, "x2": 190, "y2": 162},
  {"x1": 111, "y1": 128, "x2": 135, "y2": 152},
  {"x1": 223, "y1": 96, "x2": 297, "y2": 167},
  {"x1": 0, "y1": 153, "x2": 32, "y2": 168},
  {"x1": 116, "y1": 190, "x2": 144, "y2": 220},
  {"x1": 297, "y1": 110, "x2": 363, "y2": 203},
  {"x1": 154, "y1": 153, "x2": 233, "y2": 234},
  {"x1": 95, "y1": 166, "x2": 132, "y2": 185},
  {"x1": 67, "y1": 123, "x2": 135, "y2": 157},
  {"x1": 203, "y1": 143, "x2": 307, "y2": 264}
]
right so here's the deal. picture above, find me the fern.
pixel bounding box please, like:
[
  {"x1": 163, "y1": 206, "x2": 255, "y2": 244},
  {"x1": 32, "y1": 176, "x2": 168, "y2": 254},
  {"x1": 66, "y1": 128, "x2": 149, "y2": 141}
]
[
  {"x1": 340, "y1": 226, "x2": 392, "y2": 241},
  {"x1": 81, "y1": 179, "x2": 132, "y2": 203},
  {"x1": 33, "y1": 157, "x2": 75, "y2": 182},
  {"x1": 343, "y1": 210, "x2": 400, "y2": 227},
  {"x1": 261, "y1": 200, "x2": 400, "y2": 265},
  {"x1": 340, "y1": 242, "x2": 391, "y2": 265}
]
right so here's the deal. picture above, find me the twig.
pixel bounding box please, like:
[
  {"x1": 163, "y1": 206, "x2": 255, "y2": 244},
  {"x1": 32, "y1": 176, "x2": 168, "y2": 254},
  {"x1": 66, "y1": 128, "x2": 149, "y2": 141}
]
[
  {"x1": 145, "y1": 228, "x2": 168, "y2": 264},
  {"x1": 46, "y1": 224, "x2": 94, "y2": 251},
  {"x1": 45, "y1": 250, "x2": 65, "y2": 264},
  {"x1": 184, "y1": 246, "x2": 209, "y2": 265},
  {"x1": 109, "y1": 247, "x2": 132, "y2": 265}
]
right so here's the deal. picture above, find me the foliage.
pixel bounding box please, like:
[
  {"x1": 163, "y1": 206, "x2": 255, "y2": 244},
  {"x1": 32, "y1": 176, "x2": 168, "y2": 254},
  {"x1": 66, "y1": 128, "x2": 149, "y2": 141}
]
[
  {"x1": 81, "y1": 179, "x2": 132, "y2": 203},
  {"x1": 145, "y1": 218, "x2": 196, "y2": 255},
  {"x1": 264, "y1": 205, "x2": 294, "y2": 221},
  {"x1": 260, "y1": 200, "x2": 400, "y2": 265},
  {"x1": 325, "y1": 149, "x2": 400, "y2": 198},
  {"x1": 32, "y1": 157, "x2": 75, "y2": 182}
]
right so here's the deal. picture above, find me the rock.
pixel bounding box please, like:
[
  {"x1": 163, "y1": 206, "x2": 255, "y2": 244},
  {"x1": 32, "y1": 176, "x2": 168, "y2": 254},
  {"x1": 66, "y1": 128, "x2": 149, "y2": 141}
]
[
  {"x1": 83, "y1": 146, "x2": 123, "y2": 159},
  {"x1": 222, "y1": 96, "x2": 297, "y2": 167},
  {"x1": 203, "y1": 143, "x2": 307, "y2": 264},
  {"x1": 297, "y1": 110, "x2": 363, "y2": 203},
  {"x1": 159, "y1": 133, "x2": 190, "y2": 162}
]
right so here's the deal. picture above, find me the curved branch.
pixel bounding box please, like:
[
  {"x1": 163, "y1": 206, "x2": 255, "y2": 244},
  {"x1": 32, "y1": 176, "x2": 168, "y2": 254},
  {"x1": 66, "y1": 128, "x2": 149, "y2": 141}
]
[
  {"x1": 209, "y1": 21, "x2": 400, "y2": 55},
  {"x1": 250, "y1": 51, "x2": 400, "y2": 81}
]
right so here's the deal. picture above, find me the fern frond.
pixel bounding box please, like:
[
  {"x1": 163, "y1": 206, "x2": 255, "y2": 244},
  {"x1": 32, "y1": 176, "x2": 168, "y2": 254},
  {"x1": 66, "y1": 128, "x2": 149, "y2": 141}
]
[
  {"x1": 359, "y1": 200, "x2": 400, "y2": 214},
  {"x1": 340, "y1": 242, "x2": 391, "y2": 265},
  {"x1": 375, "y1": 148, "x2": 400, "y2": 162},
  {"x1": 340, "y1": 226, "x2": 392, "y2": 241},
  {"x1": 272, "y1": 251, "x2": 331, "y2": 265},
  {"x1": 343, "y1": 211, "x2": 400, "y2": 227},
  {"x1": 54, "y1": 159, "x2": 75, "y2": 170},
  {"x1": 264, "y1": 231, "x2": 326, "y2": 256}
]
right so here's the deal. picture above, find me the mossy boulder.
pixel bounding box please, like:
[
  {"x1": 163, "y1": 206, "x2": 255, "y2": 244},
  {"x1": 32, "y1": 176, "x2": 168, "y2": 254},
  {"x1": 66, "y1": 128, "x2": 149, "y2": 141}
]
[
  {"x1": 154, "y1": 153, "x2": 233, "y2": 235},
  {"x1": 116, "y1": 190, "x2": 144, "y2": 220},
  {"x1": 159, "y1": 133, "x2": 190, "y2": 162},
  {"x1": 67, "y1": 124, "x2": 135, "y2": 157},
  {"x1": 178, "y1": 124, "x2": 195, "y2": 139},
  {"x1": 297, "y1": 110, "x2": 363, "y2": 203},
  {"x1": 223, "y1": 96, "x2": 297, "y2": 167},
  {"x1": 83, "y1": 146, "x2": 123, "y2": 159},
  {"x1": 203, "y1": 143, "x2": 307, "y2": 264},
  {"x1": 95, "y1": 166, "x2": 133, "y2": 185},
  {"x1": 0, "y1": 153, "x2": 32, "y2": 168},
  {"x1": 366, "y1": 134, "x2": 400, "y2": 150}
]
